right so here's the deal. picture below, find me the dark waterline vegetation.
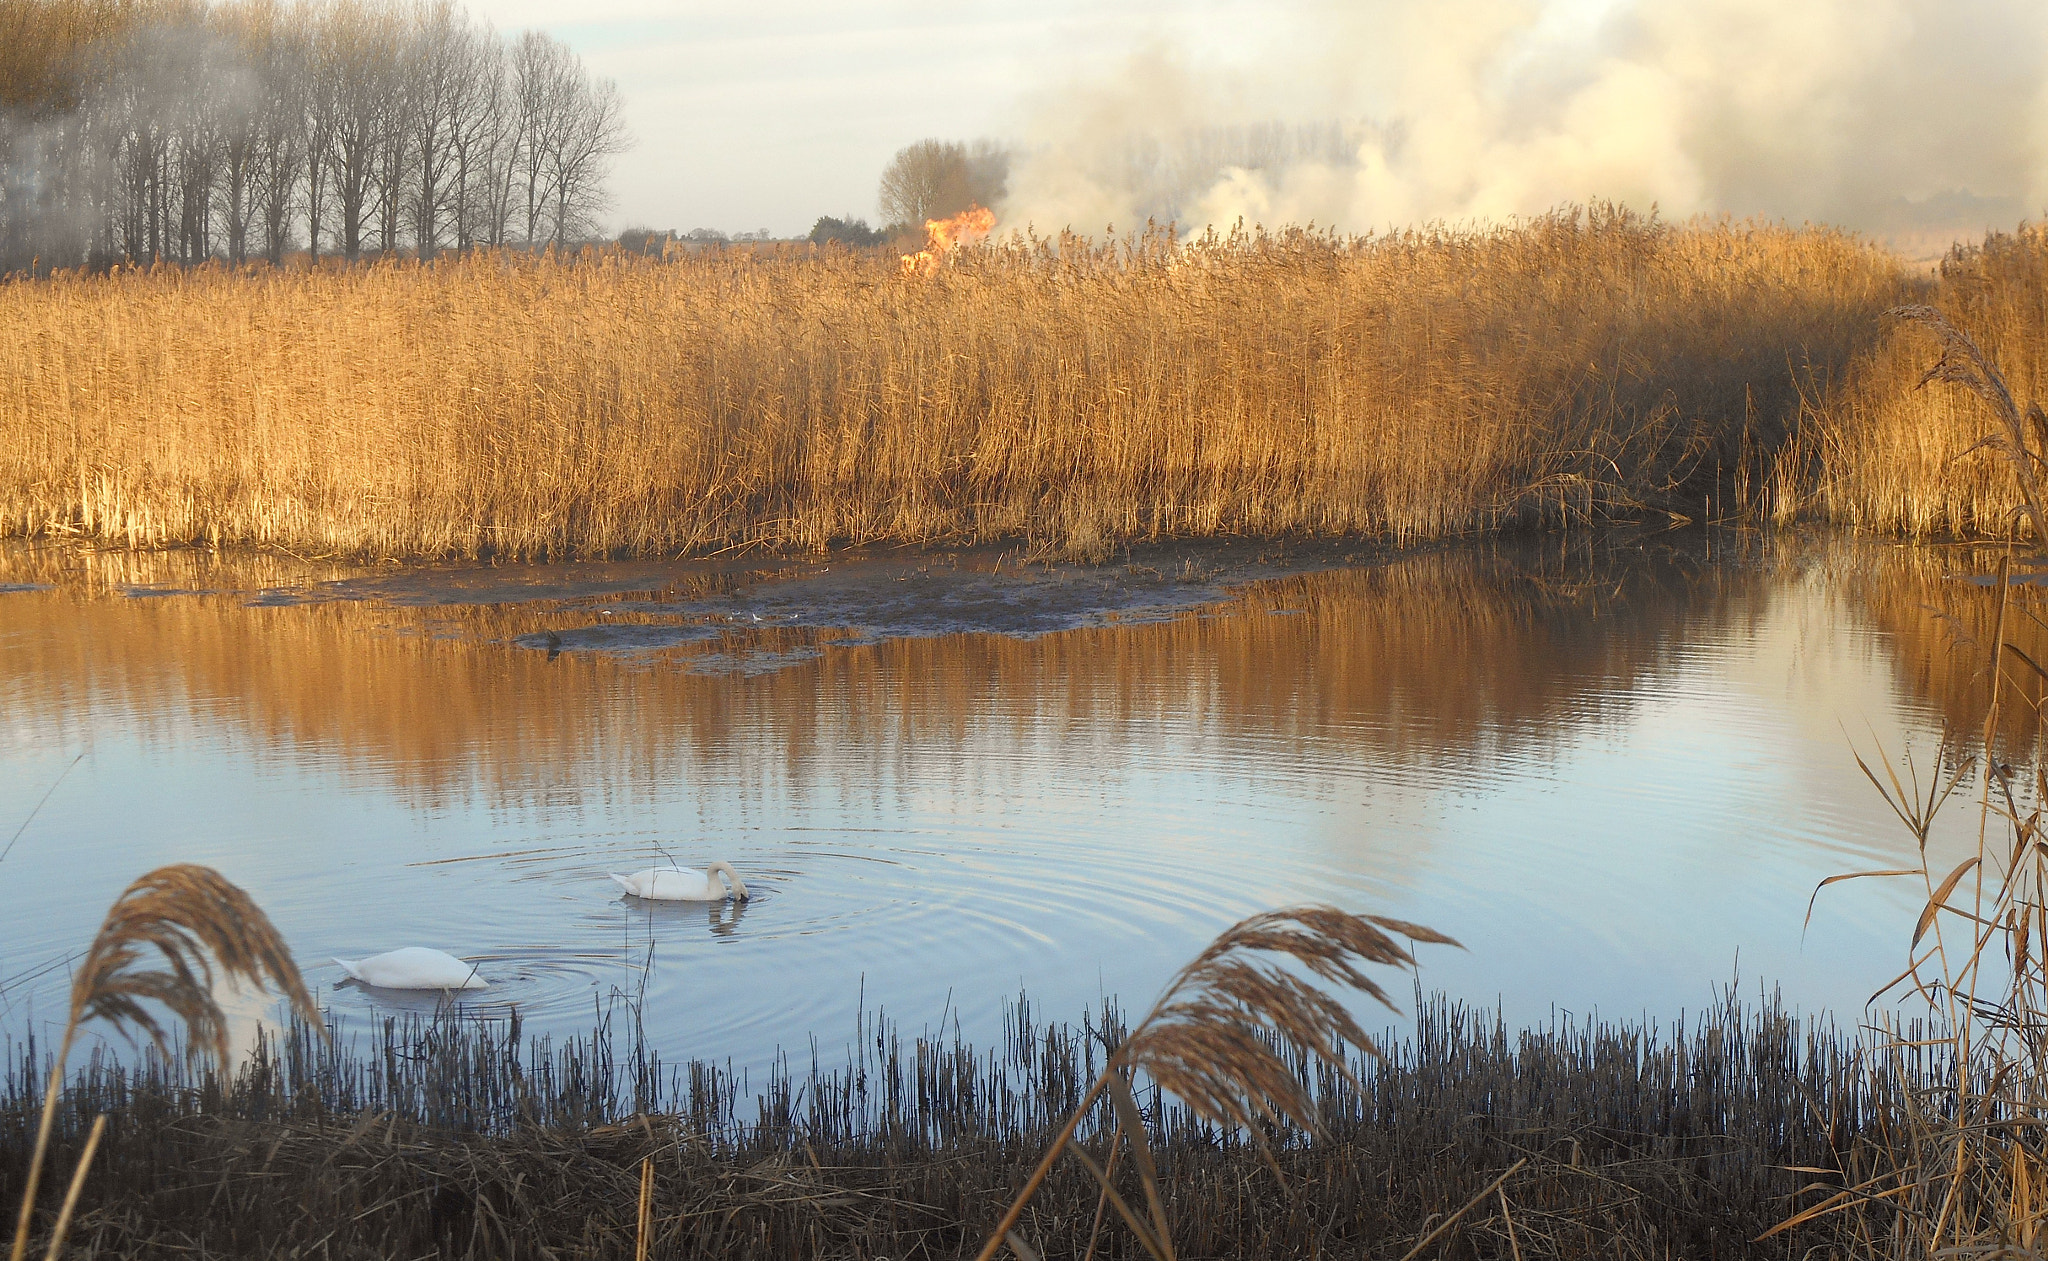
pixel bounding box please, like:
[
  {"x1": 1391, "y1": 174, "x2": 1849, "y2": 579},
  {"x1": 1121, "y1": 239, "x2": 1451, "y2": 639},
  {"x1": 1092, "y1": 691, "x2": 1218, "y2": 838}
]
[{"x1": 3, "y1": 988, "x2": 1905, "y2": 1259}]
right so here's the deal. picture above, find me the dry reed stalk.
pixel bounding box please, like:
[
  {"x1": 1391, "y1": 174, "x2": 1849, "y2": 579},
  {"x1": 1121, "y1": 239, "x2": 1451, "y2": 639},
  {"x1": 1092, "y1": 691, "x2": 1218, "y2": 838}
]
[
  {"x1": 0, "y1": 210, "x2": 1903, "y2": 560},
  {"x1": 1393, "y1": 1158, "x2": 1528, "y2": 1261},
  {"x1": 8, "y1": 864, "x2": 316, "y2": 1261},
  {"x1": 974, "y1": 907, "x2": 1458, "y2": 1261},
  {"x1": 1889, "y1": 304, "x2": 2048, "y2": 543},
  {"x1": 39, "y1": 1114, "x2": 103, "y2": 1261},
  {"x1": 634, "y1": 1155, "x2": 652, "y2": 1261}
]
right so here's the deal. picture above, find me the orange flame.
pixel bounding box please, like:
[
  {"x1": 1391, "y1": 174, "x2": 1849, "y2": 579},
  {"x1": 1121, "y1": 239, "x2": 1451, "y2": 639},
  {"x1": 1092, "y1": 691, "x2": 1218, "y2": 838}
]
[{"x1": 900, "y1": 205, "x2": 996, "y2": 275}]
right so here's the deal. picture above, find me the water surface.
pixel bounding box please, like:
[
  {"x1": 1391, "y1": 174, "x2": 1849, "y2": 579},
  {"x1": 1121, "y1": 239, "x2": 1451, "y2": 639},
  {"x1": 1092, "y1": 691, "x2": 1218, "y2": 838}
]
[{"x1": 0, "y1": 532, "x2": 2027, "y2": 1069}]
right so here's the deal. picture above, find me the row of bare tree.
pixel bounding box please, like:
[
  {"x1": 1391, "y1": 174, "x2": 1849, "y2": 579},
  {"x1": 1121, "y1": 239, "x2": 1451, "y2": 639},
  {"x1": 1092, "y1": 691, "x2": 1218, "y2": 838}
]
[{"x1": 0, "y1": 0, "x2": 629, "y2": 273}]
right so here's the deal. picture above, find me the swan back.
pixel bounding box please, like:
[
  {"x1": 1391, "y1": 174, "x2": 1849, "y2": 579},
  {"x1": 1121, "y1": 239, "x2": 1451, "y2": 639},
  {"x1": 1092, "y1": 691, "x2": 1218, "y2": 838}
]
[
  {"x1": 609, "y1": 863, "x2": 749, "y2": 901},
  {"x1": 334, "y1": 947, "x2": 487, "y2": 990},
  {"x1": 610, "y1": 866, "x2": 711, "y2": 900}
]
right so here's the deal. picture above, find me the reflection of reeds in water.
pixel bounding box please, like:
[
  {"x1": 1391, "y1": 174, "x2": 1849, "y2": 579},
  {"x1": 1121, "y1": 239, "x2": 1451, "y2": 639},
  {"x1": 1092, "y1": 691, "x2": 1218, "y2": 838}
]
[
  {"x1": 0, "y1": 212, "x2": 1903, "y2": 560},
  {"x1": 1791, "y1": 330, "x2": 2048, "y2": 1254},
  {"x1": 1833, "y1": 541, "x2": 2048, "y2": 753},
  {"x1": 1, "y1": 989, "x2": 1908, "y2": 1258},
  {"x1": 1784, "y1": 556, "x2": 2048, "y2": 1253},
  {"x1": 1, "y1": 540, "x2": 1726, "y2": 809}
]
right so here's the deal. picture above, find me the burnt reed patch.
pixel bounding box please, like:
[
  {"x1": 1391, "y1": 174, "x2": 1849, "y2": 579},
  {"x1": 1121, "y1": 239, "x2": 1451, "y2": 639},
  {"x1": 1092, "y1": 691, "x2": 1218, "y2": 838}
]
[{"x1": 3, "y1": 990, "x2": 1914, "y2": 1259}]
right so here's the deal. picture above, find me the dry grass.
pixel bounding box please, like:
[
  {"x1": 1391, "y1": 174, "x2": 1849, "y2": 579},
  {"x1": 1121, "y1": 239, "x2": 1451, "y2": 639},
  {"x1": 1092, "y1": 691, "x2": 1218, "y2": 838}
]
[
  {"x1": 1795, "y1": 319, "x2": 2048, "y2": 1256},
  {"x1": 0, "y1": 208, "x2": 1905, "y2": 560},
  {"x1": 1791, "y1": 563, "x2": 2048, "y2": 1257}
]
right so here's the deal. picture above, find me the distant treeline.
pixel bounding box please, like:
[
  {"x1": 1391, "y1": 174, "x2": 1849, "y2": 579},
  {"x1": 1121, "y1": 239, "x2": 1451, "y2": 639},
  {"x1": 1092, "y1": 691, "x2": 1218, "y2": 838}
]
[{"x1": 0, "y1": 0, "x2": 629, "y2": 273}]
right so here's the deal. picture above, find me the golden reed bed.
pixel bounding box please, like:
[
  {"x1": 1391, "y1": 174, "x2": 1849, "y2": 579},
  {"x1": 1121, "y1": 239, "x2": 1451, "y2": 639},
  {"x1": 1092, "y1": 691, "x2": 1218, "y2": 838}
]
[
  {"x1": 1802, "y1": 226, "x2": 2048, "y2": 536},
  {"x1": 4, "y1": 205, "x2": 1970, "y2": 560},
  {"x1": 4, "y1": 205, "x2": 2045, "y2": 560}
]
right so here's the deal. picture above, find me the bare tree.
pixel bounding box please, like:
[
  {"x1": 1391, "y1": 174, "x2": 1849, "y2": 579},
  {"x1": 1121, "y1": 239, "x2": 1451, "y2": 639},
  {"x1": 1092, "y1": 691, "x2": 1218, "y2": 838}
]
[
  {"x1": 0, "y1": 0, "x2": 127, "y2": 270},
  {"x1": 252, "y1": 5, "x2": 308, "y2": 264},
  {"x1": 215, "y1": 2, "x2": 277, "y2": 263},
  {"x1": 321, "y1": 0, "x2": 394, "y2": 260},
  {"x1": 372, "y1": 18, "x2": 407, "y2": 256},
  {"x1": 1, "y1": 0, "x2": 630, "y2": 271},
  {"x1": 510, "y1": 30, "x2": 564, "y2": 245},
  {"x1": 299, "y1": 0, "x2": 337, "y2": 258},
  {"x1": 877, "y1": 138, "x2": 1008, "y2": 228},
  {"x1": 403, "y1": 0, "x2": 472, "y2": 259},
  {"x1": 540, "y1": 66, "x2": 625, "y2": 245},
  {"x1": 445, "y1": 19, "x2": 502, "y2": 250}
]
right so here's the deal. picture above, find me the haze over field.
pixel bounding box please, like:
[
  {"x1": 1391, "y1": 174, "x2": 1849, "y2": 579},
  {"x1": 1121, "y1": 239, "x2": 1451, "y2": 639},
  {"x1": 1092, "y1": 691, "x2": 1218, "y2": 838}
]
[{"x1": 473, "y1": 0, "x2": 2048, "y2": 246}]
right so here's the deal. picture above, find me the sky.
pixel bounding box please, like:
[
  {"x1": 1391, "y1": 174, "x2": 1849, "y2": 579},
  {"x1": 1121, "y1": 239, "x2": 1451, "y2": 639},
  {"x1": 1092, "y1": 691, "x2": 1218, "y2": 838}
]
[
  {"x1": 465, "y1": 0, "x2": 1242, "y2": 237},
  {"x1": 466, "y1": 0, "x2": 2048, "y2": 245}
]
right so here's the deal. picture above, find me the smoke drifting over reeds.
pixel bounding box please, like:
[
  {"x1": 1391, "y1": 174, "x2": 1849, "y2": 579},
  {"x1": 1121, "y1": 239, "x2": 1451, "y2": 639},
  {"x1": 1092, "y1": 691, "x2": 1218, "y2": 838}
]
[{"x1": 1000, "y1": 0, "x2": 2048, "y2": 240}]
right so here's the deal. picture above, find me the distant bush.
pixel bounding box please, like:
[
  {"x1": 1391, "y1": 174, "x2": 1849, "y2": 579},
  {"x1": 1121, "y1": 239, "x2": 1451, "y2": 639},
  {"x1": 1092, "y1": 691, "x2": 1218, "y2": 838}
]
[
  {"x1": 808, "y1": 216, "x2": 885, "y2": 248},
  {"x1": 616, "y1": 228, "x2": 674, "y2": 255}
]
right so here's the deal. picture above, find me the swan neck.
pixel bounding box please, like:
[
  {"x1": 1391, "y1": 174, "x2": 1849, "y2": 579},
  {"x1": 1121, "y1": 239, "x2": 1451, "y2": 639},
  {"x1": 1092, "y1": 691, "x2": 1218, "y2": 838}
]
[{"x1": 709, "y1": 861, "x2": 748, "y2": 900}]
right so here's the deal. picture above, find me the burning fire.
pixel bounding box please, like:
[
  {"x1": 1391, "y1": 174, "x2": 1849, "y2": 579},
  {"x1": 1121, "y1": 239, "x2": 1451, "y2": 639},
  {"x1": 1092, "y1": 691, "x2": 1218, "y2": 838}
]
[{"x1": 900, "y1": 205, "x2": 996, "y2": 275}]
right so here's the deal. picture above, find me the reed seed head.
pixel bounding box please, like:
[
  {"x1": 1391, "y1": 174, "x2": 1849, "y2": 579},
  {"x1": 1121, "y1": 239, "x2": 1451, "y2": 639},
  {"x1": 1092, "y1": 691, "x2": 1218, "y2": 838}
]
[
  {"x1": 1119, "y1": 906, "x2": 1459, "y2": 1133},
  {"x1": 68, "y1": 863, "x2": 318, "y2": 1067}
]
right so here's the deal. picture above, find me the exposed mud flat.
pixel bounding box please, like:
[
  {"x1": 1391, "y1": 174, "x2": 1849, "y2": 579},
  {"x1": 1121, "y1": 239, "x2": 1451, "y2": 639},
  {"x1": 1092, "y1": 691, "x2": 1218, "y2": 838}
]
[{"x1": 2, "y1": 538, "x2": 1390, "y2": 673}]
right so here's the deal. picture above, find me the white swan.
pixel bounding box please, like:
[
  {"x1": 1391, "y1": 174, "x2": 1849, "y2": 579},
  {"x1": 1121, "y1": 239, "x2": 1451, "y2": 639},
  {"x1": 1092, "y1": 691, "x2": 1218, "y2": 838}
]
[
  {"x1": 609, "y1": 861, "x2": 750, "y2": 901},
  {"x1": 333, "y1": 947, "x2": 488, "y2": 990}
]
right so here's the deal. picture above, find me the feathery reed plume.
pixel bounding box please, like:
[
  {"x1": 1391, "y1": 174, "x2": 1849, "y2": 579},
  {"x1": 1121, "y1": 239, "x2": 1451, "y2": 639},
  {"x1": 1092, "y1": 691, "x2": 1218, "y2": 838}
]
[
  {"x1": 10, "y1": 864, "x2": 317, "y2": 1261},
  {"x1": 975, "y1": 906, "x2": 1458, "y2": 1261}
]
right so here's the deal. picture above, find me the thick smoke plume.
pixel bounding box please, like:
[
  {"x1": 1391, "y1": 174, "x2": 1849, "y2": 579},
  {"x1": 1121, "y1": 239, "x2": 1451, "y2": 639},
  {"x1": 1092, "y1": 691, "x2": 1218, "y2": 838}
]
[{"x1": 1000, "y1": 0, "x2": 2048, "y2": 244}]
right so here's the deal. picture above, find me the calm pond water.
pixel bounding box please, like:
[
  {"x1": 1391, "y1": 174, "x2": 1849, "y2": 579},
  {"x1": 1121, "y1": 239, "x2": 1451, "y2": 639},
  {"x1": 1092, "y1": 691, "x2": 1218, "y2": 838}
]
[{"x1": 0, "y1": 531, "x2": 2031, "y2": 1071}]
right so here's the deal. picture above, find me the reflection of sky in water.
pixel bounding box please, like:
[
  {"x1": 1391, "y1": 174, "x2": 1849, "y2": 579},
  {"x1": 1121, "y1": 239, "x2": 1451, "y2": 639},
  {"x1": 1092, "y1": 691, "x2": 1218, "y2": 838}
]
[{"x1": 0, "y1": 534, "x2": 2011, "y2": 1072}]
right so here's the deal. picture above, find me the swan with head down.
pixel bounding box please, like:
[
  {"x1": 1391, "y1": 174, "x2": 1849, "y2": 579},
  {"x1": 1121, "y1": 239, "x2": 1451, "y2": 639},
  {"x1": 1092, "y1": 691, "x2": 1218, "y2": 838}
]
[
  {"x1": 333, "y1": 947, "x2": 487, "y2": 990},
  {"x1": 609, "y1": 861, "x2": 750, "y2": 902}
]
